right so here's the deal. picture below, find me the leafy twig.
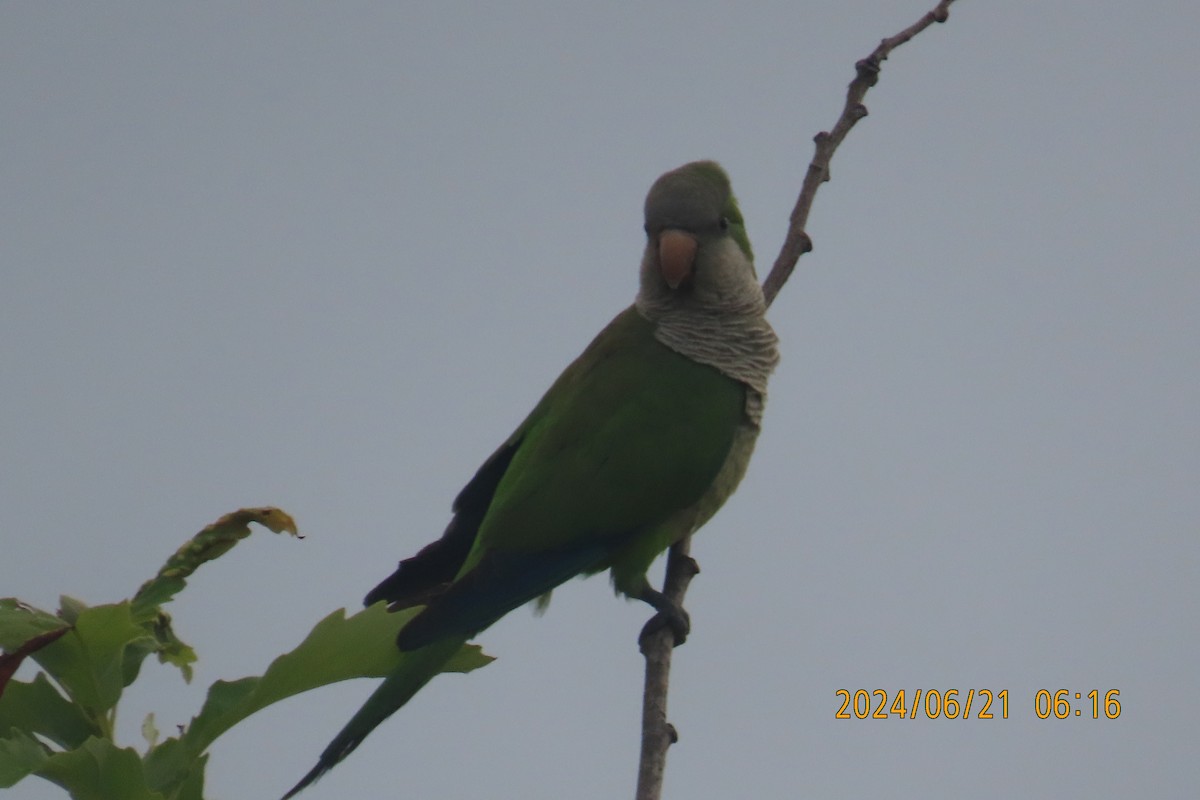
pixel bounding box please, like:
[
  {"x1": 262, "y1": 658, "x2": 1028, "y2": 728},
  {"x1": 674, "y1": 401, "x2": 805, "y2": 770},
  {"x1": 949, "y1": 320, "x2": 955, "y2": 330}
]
[{"x1": 635, "y1": 3, "x2": 958, "y2": 798}]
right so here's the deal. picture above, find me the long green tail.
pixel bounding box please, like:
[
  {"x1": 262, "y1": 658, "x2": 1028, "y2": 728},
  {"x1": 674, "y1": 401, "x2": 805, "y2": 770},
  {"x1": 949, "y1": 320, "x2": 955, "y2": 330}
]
[{"x1": 281, "y1": 635, "x2": 467, "y2": 799}]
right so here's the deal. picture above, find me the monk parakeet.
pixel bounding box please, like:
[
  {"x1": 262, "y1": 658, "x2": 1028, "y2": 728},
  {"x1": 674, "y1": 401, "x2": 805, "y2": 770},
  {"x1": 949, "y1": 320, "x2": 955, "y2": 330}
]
[{"x1": 283, "y1": 160, "x2": 779, "y2": 798}]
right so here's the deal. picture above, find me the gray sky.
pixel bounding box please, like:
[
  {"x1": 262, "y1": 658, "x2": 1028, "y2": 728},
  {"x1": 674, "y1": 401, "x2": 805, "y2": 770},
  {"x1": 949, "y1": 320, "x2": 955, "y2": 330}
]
[{"x1": 4, "y1": 2, "x2": 1197, "y2": 798}]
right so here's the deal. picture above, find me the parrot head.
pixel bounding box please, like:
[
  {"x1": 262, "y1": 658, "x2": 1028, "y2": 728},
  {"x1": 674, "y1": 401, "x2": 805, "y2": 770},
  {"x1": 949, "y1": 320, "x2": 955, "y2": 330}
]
[{"x1": 638, "y1": 160, "x2": 761, "y2": 314}]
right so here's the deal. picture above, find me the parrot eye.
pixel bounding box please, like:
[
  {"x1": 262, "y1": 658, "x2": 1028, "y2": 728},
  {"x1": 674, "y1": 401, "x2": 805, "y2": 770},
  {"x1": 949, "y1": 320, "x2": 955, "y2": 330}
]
[{"x1": 718, "y1": 216, "x2": 730, "y2": 231}]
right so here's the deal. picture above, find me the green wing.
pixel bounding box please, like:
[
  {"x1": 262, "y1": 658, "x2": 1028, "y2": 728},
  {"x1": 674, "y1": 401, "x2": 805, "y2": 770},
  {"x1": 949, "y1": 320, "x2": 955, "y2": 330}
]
[{"x1": 394, "y1": 306, "x2": 744, "y2": 648}]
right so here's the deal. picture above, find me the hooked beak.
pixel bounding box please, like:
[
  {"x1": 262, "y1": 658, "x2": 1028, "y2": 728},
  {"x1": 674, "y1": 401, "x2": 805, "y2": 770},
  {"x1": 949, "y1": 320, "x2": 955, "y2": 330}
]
[{"x1": 657, "y1": 229, "x2": 697, "y2": 290}]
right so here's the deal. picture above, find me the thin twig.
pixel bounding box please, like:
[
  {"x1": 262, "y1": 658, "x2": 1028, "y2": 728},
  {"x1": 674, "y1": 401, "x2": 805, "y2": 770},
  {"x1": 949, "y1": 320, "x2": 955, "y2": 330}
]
[
  {"x1": 634, "y1": 2, "x2": 958, "y2": 799},
  {"x1": 762, "y1": 0, "x2": 956, "y2": 308},
  {"x1": 634, "y1": 541, "x2": 696, "y2": 798}
]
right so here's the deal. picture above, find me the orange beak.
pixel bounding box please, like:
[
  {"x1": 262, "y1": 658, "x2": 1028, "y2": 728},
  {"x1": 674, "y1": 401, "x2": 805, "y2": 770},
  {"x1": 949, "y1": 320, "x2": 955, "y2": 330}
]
[{"x1": 657, "y1": 229, "x2": 697, "y2": 290}]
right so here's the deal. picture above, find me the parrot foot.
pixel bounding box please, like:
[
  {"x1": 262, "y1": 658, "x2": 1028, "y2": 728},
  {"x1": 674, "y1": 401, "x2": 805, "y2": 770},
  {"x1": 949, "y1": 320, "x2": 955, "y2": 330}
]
[{"x1": 637, "y1": 587, "x2": 691, "y2": 651}]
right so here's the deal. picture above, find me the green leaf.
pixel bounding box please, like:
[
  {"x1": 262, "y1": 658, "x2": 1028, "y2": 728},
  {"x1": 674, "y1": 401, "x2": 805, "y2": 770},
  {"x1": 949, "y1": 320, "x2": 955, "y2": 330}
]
[
  {"x1": 147, "y1": 612, "x2": 197, "y2": 683},
  {"x1": 186, "y1": 603, "x2": 490, "y2": 753},
  {"x1": 0, "y1": 672, "x2": 98, "y2": 750},
  {"x1": 1, "y1": 626, "x2": 70, "y2": 697},
  {"x1": 57, "y1": 596, "x2": 89, "y2": 626},
  {"x1": 121, "y1": 611, "x2": 197, "y2": 688},
  {"x1": 141, "y1": 712, "x2": 159, "y2": 750},
  {"x1": 144, "y1": 604, "x2": 492, "y2": 789},
  {"x1": 0, "y1": 729, "x2": 48, "y2": 788},
  {"x1": 169, "y1": 752, "x2": 206, "y2": 800},
  {"x1": 141, "y1": 738, "x2": 190, "y2": 794},
  {"x1": 33, "y1": 602, "x2": 154, "y2": 718},
  {"x1": 127, "y1": 579, "x2": 185, "y2": 619},
  {"x1": 0, "y1": 598, "x2": 65, "y2": 651},
  {"x1": 124, "y1": 507, "x2": 299, "y2": 686},
  {"x1": 37, "y1": 736, "x2": 164, "y2": 800},
  {"x1": 131, "y1": 507, "x2": 300, "y2": 619}
]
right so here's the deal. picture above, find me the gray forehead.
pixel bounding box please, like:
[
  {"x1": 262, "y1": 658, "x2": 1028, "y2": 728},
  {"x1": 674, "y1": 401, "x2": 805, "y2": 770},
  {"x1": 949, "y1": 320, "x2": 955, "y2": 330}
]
[{"x1": 643, "y1": 165, "x2": 729, "y2": 229}]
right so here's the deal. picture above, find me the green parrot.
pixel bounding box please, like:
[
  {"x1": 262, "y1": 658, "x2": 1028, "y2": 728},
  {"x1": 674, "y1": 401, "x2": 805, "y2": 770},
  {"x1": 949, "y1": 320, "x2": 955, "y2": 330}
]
[{"x1": 282, "y1": 160, "x2": 779, "y2": 798}]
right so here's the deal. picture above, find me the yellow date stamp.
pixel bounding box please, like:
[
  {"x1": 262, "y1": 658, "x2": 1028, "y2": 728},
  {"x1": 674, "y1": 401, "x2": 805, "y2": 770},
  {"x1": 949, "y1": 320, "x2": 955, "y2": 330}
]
[{"x1": 834, "y1": 689, "x2": 1122, "y2": 720}]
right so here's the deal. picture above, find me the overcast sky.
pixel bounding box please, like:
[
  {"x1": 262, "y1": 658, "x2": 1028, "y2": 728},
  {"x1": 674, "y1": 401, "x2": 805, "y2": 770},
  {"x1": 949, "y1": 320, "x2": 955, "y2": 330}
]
[{"x1": 4, "y1": 2, "x2": 1198, "y2": 799}]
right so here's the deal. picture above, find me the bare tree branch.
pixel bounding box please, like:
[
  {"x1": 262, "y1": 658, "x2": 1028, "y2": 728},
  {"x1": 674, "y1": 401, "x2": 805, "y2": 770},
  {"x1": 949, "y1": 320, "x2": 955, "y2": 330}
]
[
  {"x1": 762, "y1": 0, "x2": 956, "y2": 308},
  {"x1": 635, "y1": 3, "x2": 958, "y2": 799},
  {"x1": 634, "y1": 540, "x2": 697, "y2": 799}
]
